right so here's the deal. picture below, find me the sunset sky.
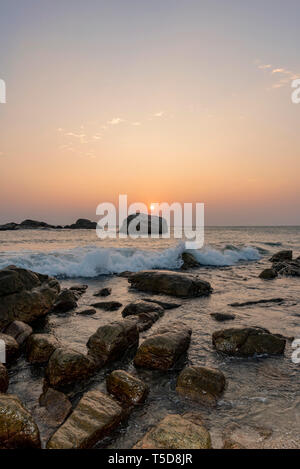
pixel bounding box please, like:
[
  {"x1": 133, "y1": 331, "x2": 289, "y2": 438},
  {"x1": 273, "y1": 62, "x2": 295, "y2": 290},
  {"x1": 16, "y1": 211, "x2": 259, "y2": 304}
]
[{"x1": 1, "y1": 0, "x2": 300, "y2": 225}]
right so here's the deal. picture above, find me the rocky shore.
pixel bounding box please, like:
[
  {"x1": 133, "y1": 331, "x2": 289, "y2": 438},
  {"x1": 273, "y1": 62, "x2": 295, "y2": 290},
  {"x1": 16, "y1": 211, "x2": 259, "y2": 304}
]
[
  {"x1": 0, "y1": 218, "x2": 97, "y2": 231},
  {"x1": 0, "y1": 250, "x2": 298, "y2": 449}
]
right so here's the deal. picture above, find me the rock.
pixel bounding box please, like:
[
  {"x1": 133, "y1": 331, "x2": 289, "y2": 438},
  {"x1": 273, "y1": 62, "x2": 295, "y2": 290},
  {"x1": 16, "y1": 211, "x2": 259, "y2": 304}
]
[
  {"x1": 93, "y1": 287, "x2": 112, "y2": 297},
  {"x1": 118, "y1": 271, "x2": 134, "y2": 278},
  {"x1": 210, "y1": 313, "x2": 236, "y2": 322},
  {"x1": 26, "y1": 333, "x2": 60, "y2": 364},
  {"x1": 0, "y1": 394, "x2": 41, "y2": 448},
  {"x1": 66, "y1": 218, "x2": 97, "y2": 229},
  {"x1": 106, "y1": 370, "x2": 149, "y2": 405},
  {"x1": 87, "y1": 319, "x2": 139, "y2": 368},
  {"x1": 270, "y1": 250, "x2": 293, "y2": 263},
  {"x1": 3, "y1": 320, "x2": 32, "y2": 346},
  {"x1": 39, "y1": 388, "x2": 72, "y2": 425},
  {"x1": 212, "y1": 327, "x2": 286, "y2": 357},
  {"x1": 273, "y1": 259, "x2": 300, "y2": 277},
  {"x1": 141, "y1": 298, "x2": 181, "y2": 309},
  {"x1": 122, "y1": 300, "x2": 164, "y2": 318},
  {"x1": 134, "y1": 323, "x2": 192, "y2": 370},
  {"x1": 135, "y1": 310, "x2": 165, "y2": 332},
  {"x1": 45, "y1": 347, "x2": 95, "y2": 389},
  {"x1": 0, "y1": 222, "x2": 19, "y2": 231},
  {"x1": 0, "y1": 333, "x2": 20, "y2": 363},
  {"x1": 0, "y1": 266, "x2": 60, "y2": 329},
  {"x1": 229, "y1": 298, "x2": 284, "y2": 307},
  {"x1": 69, "y1": 284, "x2": 88, "y2": 294},
  {"x1": 133, "y1": 414, "x2": 212, "y2": 449},
  {"x1": 119, "y1": 213, "x2": 168, "y2": 235},
  {"x1": 91, "y1": 301, "x2": 122, "y2": 311},
  {"x1": 19, "y1": 219, "x2": 56, "y2": 229},
  {"x1": 259, "y1": 268, "x2": 278, "y2": 280},
  {"x1": 76, "y1": 307, "x2": 96, "y2": 315},
  {"x1": 223, "y1": 439, "x2": 245, "y2": 449},
  {"x1": 129, "y1": 270, "x2": 212, "y2": 298},
  {"x1": 0, "y1": 363, "x2": 8, "y2": 392},
  {"x1": 181, "y1": 252, "x2": 200, "y2": 270},
  {"x1": 47, "y1": 390, "x2": 124, "y2": 449},
  {"x1": 176, "y1": 366, "x2": 226, "y2": 406},
  {"x1": 51, "y1": 288, "x2": 77, "y2": 312}
]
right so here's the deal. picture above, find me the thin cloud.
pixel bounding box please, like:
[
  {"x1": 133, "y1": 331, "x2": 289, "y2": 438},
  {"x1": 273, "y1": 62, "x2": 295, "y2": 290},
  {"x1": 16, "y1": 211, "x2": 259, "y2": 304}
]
[
  {"x1": 154, "y1": 111, "x2": 164, "y2": 117},
  {"x1": 108, "y1": 117, "x2": 124, "y2": 125},
  {"x1": 257, "y1": 62, "x2": 300, "y2": 89}
]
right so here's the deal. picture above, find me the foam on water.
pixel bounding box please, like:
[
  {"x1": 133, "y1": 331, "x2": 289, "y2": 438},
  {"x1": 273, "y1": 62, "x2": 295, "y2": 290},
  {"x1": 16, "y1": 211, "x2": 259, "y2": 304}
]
[{"x1": 0, "y1": 243, "x2": 261, "y2": 278}]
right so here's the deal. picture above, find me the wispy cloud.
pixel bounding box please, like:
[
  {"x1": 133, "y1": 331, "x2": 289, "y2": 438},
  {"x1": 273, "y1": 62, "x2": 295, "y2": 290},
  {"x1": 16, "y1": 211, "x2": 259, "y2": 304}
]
[
  {"x1": 154, "y1": 111, "x2": 164, "y2": 117},
  {"x1": 131, "y1": 121, "x2": 141, "y2": 126},
  {"x1": 257, "y1": 62, "x2": 300, "y2": 89},
  {"x1": 108, "y1": 117, "x2": 124, "y2": 125}
]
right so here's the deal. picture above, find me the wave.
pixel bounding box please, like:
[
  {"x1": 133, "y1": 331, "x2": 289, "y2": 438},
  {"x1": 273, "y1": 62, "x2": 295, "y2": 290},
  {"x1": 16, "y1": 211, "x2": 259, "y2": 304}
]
[{"x1": 0, "y1": 243, "x2": 261, "y2": 278}]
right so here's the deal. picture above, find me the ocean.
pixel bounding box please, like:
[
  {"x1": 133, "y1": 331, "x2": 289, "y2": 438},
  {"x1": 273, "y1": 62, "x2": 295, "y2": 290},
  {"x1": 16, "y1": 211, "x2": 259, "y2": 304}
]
[{"x1": 1, "y1": 226, "x2": 299, "y2": 448}]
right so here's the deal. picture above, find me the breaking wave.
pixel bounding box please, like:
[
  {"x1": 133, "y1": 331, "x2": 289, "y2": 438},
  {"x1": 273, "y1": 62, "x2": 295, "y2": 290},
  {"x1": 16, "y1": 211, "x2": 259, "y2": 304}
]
[{"x1": 0, "y1": 244, "x2": 261, "y2": 278}]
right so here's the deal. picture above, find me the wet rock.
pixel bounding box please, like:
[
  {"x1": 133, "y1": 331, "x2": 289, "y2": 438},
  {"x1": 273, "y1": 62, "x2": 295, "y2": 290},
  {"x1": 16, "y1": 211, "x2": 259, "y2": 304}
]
[
  {"x1": 69, "y1": 284, "x2": 88, "y2": 294},
  {"x1": 129, "y1": 270, "x2": 212, "y2": 298},
  {"x1": 26, "y1": 333, "x2": 60, "y2": 364},
  {"x1": 259, "y1": 268, "x2": 278, "y2": 280},
  {"x1": 51, "y1": 288, "x2": 77, "y2": 313},
  {"x1": 134, "y1": 323, "x2": 192, "y2": 370},
  {"x1": 176, "y1": 366, "x2": 226, "y2": 406},
  {"x1": 0, "y1": 333, "x2": 20, "y2": 363},
  {"x1": 106, "y1": 370, "x2": 149, "y2": 405},
  {"x1": 3, "y1": 320, "x2": 32, "y2": 347},
  {"x1": 45, "y1": 347, "x2": 95, "y2": 389},
  {"x1": 181, "y1": 252, "x2": 200, "y2": 270},
  {"x1": 223, "y1": 439, "x2": 245, "y2": 449},
  {"x1": 91, "y1": 301, "x2": 122, "y2": 311},
  {"x1": 122, "y1": 300, "x2": 164, "y2": 318},
  {"x1": 119, "y1": 213, "x2": 168, "y2": 235},
  {"x1": 230, "y1": 298, "x2": 284, "y2": 307},
  {"x1": 222, "y1": 422, "x2": 272, "y2": 449},
  {"x1": 93, "y1": 287, "x2": 112, "y2": 297},
  {"x1": 47, "y1": 390, "x2": 124, "y2": 449},
  {"x1": 212, "y1": 327, "x2": 286, "y2": 357},
  {"x1": 270, "y1": 250, "x2": 293, "y2": 263},
  {"x1": 133, "y1": 414, "x2": 212, "y2": 449},
  {"x1": 39, "y1": 387, "x2": 72, "y2": 425},
  {"x1": 76, "y1": 306, "x2": 96, "y2": 315},
  {"x1": 118, "y1": 271, "x2": 134, "y2": 278},
  {"x1": 0, "y1": 363, "x2": 8, "y2": 392},
  {"x1": 0, "y1": 394, "x2": 41, "y2": 449},
  {"x1": 87, "y1": 319, "x2": 139, "y2": 368},
  {"x1": 0, "y1": 266, "x2": 60, "y2": 329},
  {"x1": 141, "y1": 298, "x2": 181, "y2": 309},
  {"x1": 135, "y1": 310, "x2": 164, "y2": 332},
  {"x1": 274, "y1": 259, "x2": 300, "y2": 277},
  {"x1": 210, "y1": 312, "x2": 236, "y2": 322}
]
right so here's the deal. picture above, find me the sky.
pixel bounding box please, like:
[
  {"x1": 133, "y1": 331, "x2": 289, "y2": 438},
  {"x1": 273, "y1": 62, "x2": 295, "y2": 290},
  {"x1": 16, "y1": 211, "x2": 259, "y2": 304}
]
[{"x1": 0, "y1": 0, "x2": 300, "y2": 225}]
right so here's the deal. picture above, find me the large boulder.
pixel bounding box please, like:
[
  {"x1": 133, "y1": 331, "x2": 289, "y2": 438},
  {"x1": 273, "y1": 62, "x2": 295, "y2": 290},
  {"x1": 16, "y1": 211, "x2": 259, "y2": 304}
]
[
  {"x1": 51, "y1": 288, "x2": 77, "y2": 313},
  {"x1": 133, "y1": 414, "x2": 212, "y2": 449},
  {"x1": 119, "y1": 213, "x2": 168, "y2": 235},
  {"x1": 3, "y1": 320, "x2": 32, "y2": 347},
  {"x1": 0, "y1": 222, "x2": 19, "y2": 231},
  {"x1": 106, "y1": 370, "x2": 149, "y2": 405},
  {"x1": 259, "y1": 268, "x2": 278, "y2": 280},
  {"x1": 39, "y1": 387, "x2": 72, "y2": 425},
  {"x1": 122, "y1": 300, "x2": 164, "y2": 331},
  {"x1": 26, "y1": 333, "x2": 60, "y2": 364},
  {"x1": 129, "y1": 270, "x2": 212, "y2": 298},
  {"x1": 47, "y1": 390, "x2": 124, "y2": 449},
  {"x1": 45, "y1": 347, "x2": 95, "y2": 389},
  {"x1": 87, "y1": 319, "x2": 139, "y2": 368},
  {"x1": 0, "y1": 266, "x2": 60, "y2": 329},
  {"x1": 270, "y1": 250, "x2": 293, "y2": 263},
  {"x1": 66, "y1": 218, "x2": 97, "y2": 229},
  {"x1": 134, "y1": 323, "x2": 192, "y2": 370},
  {"x1": 0, "y1": 333, "x2": 20, "y2": 363},
  {"x1": 0, "y1": 363, "x2": 8, "y2": 392},
  {"x1": 176, "y1": 366, "x2": 226, "y2": 406},
  {"x1": 181, "y1": 252, "x2": 200, "y2": 270},
  {"x1": 212, "y1": 327, "x2": 286, "y2": 357},
  {"x1": 0, "y1": 394, "x2": 41, "y2": 448}
]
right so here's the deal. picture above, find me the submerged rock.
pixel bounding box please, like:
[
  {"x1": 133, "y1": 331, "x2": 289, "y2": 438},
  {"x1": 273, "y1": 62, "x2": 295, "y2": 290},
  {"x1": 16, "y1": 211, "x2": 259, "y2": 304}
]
[
  {"x1": 51, "y1": 288, "x2": 77, "y2": 313},
  {"x1": 181, "y1": 252, "x2": 200, "y2": 270},
  {"x1": 106, "y1": 370, "x2": 149, "y2": 405},
  {"x1": 76, "y1": 306, "x2": 96, "y2": 315},
  {"x1": 0, "y1": 333, "x2": 20, "y2": 363},
  {"x1": 133, "y1": 414, "x2": 212, "y2": 449},
  {"x1": 4, "y1": 320, "x2": 32, "y2": 347},
  {"x1": 122, "y1": 300, "x2": 164, "y2": 318},
  {"x1": 176, "y1": 366, "x2": 226, "y2": 406},
  {"x1": 210, "y1": 312, "x2": 236, "y2": 322},
  {"x1": 69, "y1": 284, "x2": 88, "y2": 294},
  {"x1": 0, "y1": 394, "x2": 41, "y2": 449},
  {"x1": 135, "y1": 310, "x2": 165, "y2": 332},
  {"x1": 259, "y1": 268, "x2": 278, "y2": 280},
  {"x1": 87, "y1": 319, "x2": 139, "y2": 368},
  {"x1": 212, "y1": 327, "x2": 286, "y2": 357},
  {"x1": 26, "y1": 333, "x2": 60, "y2": 364},
  {"x1": 0, "y1": 363, "x2": 8, "y2": 392},
  {"x1": 0, "y1": 266, "x2": 60, "y2": 329},
  {"x1": 47, "y1": 390, "x2": 124, "y2": 449},
  {"x1": 134, "y1": 323, "x2": 192, "y2": 370},
  {"x1": 91, "y1": 301, "x2": 122, "y2": 311},
  {"x1": 39, "y1": 387, "x2": 72, "y2": 425},
  {"x1": 93, "y1": 287, "x2": 112, "y2": 297},
  {"x1": 141, "y1": 298, "x2": 181, "y2": 309},
  {"x1": 270, "y1": 250, "x2": 293, "y2": 263},
  {"x1": 230, "y1": 298, "x2": 284, "y2": 307},
  {"x1": 129, "y1": 270, "x2": 212, "y2": 298}
]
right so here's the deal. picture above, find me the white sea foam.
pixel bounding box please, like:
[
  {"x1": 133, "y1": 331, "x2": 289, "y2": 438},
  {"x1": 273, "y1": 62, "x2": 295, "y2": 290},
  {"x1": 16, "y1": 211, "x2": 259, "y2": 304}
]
[{"x1": 0, "y1": 243, "x2": 261, "y2": 278}]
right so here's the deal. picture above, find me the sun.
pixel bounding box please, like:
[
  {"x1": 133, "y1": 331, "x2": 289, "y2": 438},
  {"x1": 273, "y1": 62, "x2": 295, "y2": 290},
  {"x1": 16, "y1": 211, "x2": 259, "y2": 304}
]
[{"x1": 150, "y1": 203, "x2": 156, "y2": 211}]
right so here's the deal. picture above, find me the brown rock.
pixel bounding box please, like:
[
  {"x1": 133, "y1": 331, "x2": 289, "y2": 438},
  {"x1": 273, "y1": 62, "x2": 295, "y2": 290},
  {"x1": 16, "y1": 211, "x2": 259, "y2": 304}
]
[
  {"x1": 0, "y1": 394, "x2": 41, "y2": 449},
  {"x1": 93, "y1": 287, "x2": 111, "y2": 297},
  {"x1": 270, "y1": 250, "x2": 293, "y2": 263},
  {"x1": 176, "y1": 366, "x2": 226, "y2": 406},
  {"x1": 107, "y1": 370, "x2": 149, "y2": 405},
  {"x1": 122, "y1": 300, "x2": 164, "y2": 331},
  {"x1": 210, "y1": 312, "x2": 236, "y2": 322},
  {"x1": 141, "y1": 298, "x2": 181, "y2": 309},
  {"x1": 0, "y1": 363, "x2": 9, "y2": 393},
  {"x1": 181, "y1": 252, "x2": 200, "y2": 270},
  {"x1": 26, "y1": 333, "x2": 60, "y2": 364},
  {"x1": 51, "y1": 288, "x2": 77, "y2": 312},
  {"x1": 0, "y1": 333, "x2": 20, "y2": 363},
  {"x1": 47, "y1": 390, "x2": 124, "y2": 449},
  {"x1": 39, "y1": 387, "x2": 72, "y2": 425},
  {"x1": 259, "y1": 268, "x2": 278, "y2": 280},
  {"x1": 4, "y1": 320, "x2": 33, "y2": 346},
  {"x1": 91, "y1": 301, "x2": 122, "y2": 311},
  {"x1": 76, "y1": 306, "x2": 96, "y2": 315}
]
